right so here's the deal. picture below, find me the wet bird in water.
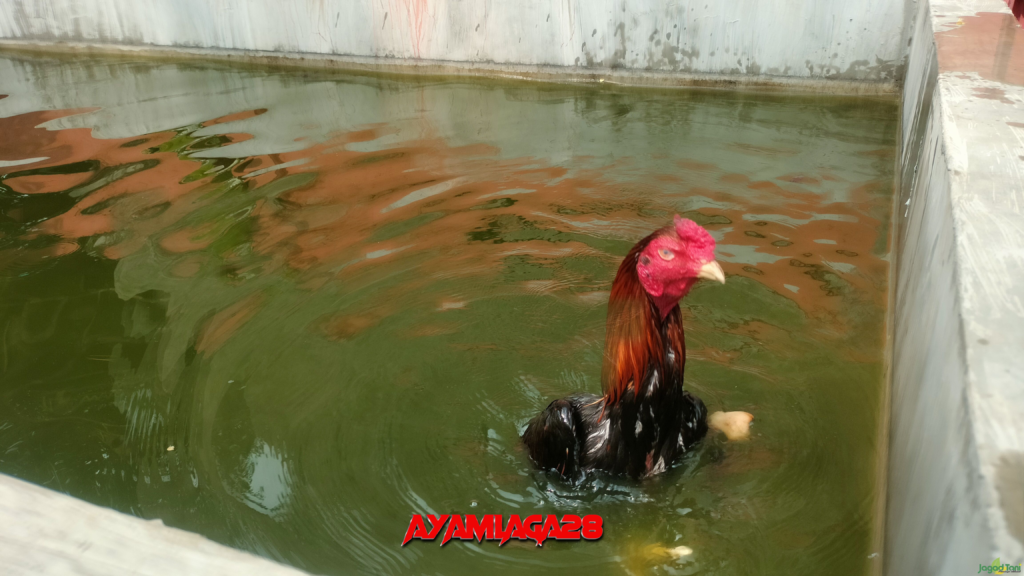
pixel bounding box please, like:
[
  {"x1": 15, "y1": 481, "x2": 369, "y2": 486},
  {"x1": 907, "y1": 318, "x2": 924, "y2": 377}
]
[{"x1": 522, "y1": 215, "x2": 752, "y2": 481}]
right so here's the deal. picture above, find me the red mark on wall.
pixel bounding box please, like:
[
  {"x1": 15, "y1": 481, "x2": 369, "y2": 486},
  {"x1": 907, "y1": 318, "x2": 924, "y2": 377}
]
[{"x1": 401, "y1": 0, "x2": 429, "y2": 59}]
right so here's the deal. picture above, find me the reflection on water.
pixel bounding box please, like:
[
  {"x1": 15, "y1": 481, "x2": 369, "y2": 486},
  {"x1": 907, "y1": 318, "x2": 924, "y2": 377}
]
[
  {"x1": 0, "y1": 53, "x2": 897, "y2": 575},
  {"x1": 242, "y1": 440, "x2": 293, "y2": 518}
]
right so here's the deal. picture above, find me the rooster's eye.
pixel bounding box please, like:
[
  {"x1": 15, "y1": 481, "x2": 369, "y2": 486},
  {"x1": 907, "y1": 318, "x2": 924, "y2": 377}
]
[{"x1": 657, "y1": 248, "x2": 675, "y2": 261}]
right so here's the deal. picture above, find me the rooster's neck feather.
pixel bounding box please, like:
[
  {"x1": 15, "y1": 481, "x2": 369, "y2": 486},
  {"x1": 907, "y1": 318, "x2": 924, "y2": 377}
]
[{"x1": 601, "y1": 232, "x2": 686, "y2": 405}]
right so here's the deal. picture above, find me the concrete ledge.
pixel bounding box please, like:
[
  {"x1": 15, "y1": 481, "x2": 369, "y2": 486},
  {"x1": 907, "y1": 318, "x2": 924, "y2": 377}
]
[
  {"x1": 0, "y1": 39, "x2": 899, "y2": 96},
  {"x1": 0, "y1": 473, "x2": 311, "y2": 576},
  {"x1": 889, "y1": 0, "x2": 1024, "y2": 574}
]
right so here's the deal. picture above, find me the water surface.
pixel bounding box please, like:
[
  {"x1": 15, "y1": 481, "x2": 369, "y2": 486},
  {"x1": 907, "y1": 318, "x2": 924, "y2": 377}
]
[{"x1": 0, "y1": 54, "x2": 896, "y2": 575}]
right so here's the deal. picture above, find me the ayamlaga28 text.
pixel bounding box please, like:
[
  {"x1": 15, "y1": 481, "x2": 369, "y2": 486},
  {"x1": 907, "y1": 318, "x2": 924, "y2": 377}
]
[{"x1": 401, "y1": 514, "x2": 604, "y2": 546}]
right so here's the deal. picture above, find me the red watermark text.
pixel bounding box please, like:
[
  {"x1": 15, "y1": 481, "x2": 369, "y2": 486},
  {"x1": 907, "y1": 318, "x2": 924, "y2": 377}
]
[{"x1": 401, "y1": 514, "x2": 603, "y2": 547}]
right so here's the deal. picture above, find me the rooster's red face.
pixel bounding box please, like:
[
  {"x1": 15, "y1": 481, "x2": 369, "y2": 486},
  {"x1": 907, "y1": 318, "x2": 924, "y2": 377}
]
[{"x1": 636, "y1": 215, "x2": 725, "y2": 315}]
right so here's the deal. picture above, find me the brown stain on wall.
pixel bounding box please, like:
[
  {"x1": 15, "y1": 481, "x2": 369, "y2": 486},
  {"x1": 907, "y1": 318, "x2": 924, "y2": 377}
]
[{"x1": 973, "y1": 86, "x2": 1017, "y2": 104}]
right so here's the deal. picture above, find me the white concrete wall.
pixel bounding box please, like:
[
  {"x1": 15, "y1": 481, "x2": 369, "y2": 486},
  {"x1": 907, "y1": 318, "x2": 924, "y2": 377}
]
[
  {"x1": 888, "y1": 1, "x2": 1024, "y2": 574},
  {"x1": 0, "y1": 0, "x2": 913, "y2": 83},
  {"x1": 0, "y1": 473, "x2": 309, "y2": 576}
]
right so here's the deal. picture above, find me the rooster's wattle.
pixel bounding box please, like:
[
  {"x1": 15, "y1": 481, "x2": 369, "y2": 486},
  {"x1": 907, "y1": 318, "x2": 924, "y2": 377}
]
[{"x1": 522, "y1": 215, "x2": 736, "y2": 480}]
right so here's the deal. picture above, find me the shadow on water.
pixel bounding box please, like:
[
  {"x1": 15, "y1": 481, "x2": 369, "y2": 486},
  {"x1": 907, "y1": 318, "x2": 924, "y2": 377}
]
[{"x1": 0, "y1": 53, "x2": 897, "y2": 575}]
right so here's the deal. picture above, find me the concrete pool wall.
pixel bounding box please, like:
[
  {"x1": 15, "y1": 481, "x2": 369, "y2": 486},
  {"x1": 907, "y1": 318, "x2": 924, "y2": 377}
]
[
  {"x1": 889, "y1": 1, "x2": 1024, "y2": 573},
  {"x1": 0, "y1": 0, "x2": 1021, "y2": 575},
  {"x1": 0, "y1": 0, "x2": 914, "y2": 92}
]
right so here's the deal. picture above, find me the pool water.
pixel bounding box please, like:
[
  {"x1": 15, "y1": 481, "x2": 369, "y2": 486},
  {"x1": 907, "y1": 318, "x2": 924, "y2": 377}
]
[{"x1": 0, "y1": 53, "x2": 897, "y2": 575}]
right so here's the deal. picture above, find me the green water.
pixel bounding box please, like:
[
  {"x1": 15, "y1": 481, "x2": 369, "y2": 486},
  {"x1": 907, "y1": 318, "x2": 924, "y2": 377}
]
[{"x1": 0, "y1": 54, "x2": 897, "y2": 575}]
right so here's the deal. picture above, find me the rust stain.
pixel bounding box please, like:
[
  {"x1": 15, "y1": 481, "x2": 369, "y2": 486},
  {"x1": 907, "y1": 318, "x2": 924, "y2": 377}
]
[
  {"x1": 936, "y1": 11, "x2": 1024, "y2": 86},
  {"x1": 974, "y1": 86, "x2": 1016, "y2": 104}
]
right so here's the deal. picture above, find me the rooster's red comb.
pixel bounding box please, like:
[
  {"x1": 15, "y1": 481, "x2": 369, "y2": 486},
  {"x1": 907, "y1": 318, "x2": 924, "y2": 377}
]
[{"x1": 672, "y1": 215, "x2": 715, "y2": 250}]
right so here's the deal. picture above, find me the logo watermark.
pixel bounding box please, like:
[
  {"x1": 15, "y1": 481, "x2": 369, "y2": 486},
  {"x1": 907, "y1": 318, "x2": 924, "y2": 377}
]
[
  {"x1": 979, "y1": 558, "x2": 1023, "y2": 574},
  {"x1": 402, "y1": 514, "x2": 603, "y2": 546}
]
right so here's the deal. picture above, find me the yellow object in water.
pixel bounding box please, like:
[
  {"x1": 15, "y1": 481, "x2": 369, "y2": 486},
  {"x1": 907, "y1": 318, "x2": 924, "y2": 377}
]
[{"x1": 709, "y1": 411, "x2": 754, "y2": 441}]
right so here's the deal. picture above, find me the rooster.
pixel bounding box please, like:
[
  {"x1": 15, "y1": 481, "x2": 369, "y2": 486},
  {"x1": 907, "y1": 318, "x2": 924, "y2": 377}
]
[{"x1": 522, "y1": 215, "x2": 751, "y2": 480}]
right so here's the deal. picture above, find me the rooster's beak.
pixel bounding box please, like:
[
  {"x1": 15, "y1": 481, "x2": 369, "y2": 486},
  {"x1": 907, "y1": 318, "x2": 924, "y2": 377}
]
[{"x1": 698, "y1": 261, "x2": 726, "y2": 284}]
